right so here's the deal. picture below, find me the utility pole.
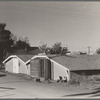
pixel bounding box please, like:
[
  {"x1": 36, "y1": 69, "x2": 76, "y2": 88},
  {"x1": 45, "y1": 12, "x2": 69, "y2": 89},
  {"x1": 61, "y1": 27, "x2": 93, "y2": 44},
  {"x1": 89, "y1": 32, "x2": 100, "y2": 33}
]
[{"x1": 88, "y1": 46, "x2": 91, "y2": 54}]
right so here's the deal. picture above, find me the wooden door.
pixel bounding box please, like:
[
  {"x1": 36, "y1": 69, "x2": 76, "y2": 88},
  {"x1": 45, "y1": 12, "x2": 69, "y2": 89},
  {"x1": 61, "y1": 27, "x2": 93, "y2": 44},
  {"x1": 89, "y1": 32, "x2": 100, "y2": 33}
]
[
  {"x1": 39, "y1": 59, "x2": 45, "y2": 78},
  {"x1": 44, "y1": 59, "x2": 51, "y2": 80}
]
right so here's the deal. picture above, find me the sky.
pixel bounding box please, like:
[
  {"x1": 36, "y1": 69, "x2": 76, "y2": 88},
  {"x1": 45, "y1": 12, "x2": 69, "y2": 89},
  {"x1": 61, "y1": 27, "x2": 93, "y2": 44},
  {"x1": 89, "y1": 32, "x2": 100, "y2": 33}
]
[{"x1": 0, "y1": 1, "x2": 100, "y2": 53}]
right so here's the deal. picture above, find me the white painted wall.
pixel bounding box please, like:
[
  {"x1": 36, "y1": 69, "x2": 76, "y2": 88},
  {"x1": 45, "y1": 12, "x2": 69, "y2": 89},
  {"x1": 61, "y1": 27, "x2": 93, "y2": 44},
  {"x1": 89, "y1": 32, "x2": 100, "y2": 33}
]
[
  {"x1": 19, "y1": 60, "x2": 27, "y2": 74},
  {"x1": 5, "y1": 59, "x2": 13, "y2": 73},
  {"x1": 13, "y1": 58, "x2": 19, "y2": 73},
  {"x1": 51, "y1": 60, "x2": 70, "y2": 81},
  {"x1": 4, "y1": 56, "x2": 28, "y2": 74},
  {"x1": 27, "y1": 64, "x2": 30, "y2": 75}
]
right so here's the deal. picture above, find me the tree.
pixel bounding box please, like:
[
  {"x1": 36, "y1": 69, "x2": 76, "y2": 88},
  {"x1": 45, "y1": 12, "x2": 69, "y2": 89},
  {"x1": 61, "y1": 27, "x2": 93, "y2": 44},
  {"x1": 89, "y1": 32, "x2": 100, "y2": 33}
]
[
  {"x1": 61, "y1": 46, "x2": 68, "y2": 55},
  {"x1": 0, "y1": 23, "x2": 15, "y2": 61},
  {"x1": 96, "y1": 48, "x2": 100, "y2": 54},
  {"x1": 45, "y1": 47, "x2": 51, "y2": 54},
  {"x1": 39, "y1": 43, "x2": 47, "y2": 53},
  {"x1": 14, "y1": 37, "x2": 30, "y2": 51},
  {"x1": 0, "y1": 23, "x2": 6, "y2": 30},
  {"x1": 51, "y1": 42, "x2": 62, "y2": 54}
]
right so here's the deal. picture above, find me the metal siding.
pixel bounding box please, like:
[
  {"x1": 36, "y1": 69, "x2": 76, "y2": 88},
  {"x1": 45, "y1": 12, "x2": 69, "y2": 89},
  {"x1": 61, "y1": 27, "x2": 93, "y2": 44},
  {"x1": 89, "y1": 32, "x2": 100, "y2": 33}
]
[
  {"x1": 40, "y1": 59, "x2": 44, "y2": 77},
  {"x1": 30, "y1": 58, "x2": 52, "y2": 80},
  {"x1": 30, "y1": 59, "x2": 40, "y2": 78}
]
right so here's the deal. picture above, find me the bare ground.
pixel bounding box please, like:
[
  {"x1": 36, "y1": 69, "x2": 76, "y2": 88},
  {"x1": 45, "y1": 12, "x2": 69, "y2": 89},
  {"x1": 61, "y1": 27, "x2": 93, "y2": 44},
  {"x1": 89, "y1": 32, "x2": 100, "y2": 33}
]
[{"x1": 0, "y1": 71, "x2": 100, "y2": 98}]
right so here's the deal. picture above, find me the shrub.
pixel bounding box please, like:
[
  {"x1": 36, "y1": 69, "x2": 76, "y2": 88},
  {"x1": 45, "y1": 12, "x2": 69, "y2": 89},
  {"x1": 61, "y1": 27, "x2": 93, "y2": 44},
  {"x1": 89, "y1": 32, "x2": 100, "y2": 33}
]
[
  {"x1": 69, "y1": 72, "x2": 91, "y2": 86},
  {"x1": 89, "y1": 75, "x2": 100, "y2": 81},
  {"x1": 68, "y1": 78, "x2": 80, "y2": 86},
  {"x1": 68, "y1": 72, "x2": 81, "y2": 85},
  {"x1": 69, "y1": 72, "x2": 100, "y2": 86}
]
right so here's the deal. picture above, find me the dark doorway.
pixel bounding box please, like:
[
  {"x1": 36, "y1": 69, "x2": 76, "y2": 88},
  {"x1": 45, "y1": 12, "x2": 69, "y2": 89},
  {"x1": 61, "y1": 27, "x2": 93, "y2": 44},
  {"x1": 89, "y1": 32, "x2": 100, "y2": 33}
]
[
  {"x1": 39, "y1": 59, "x2": 45, "y2": 78},
  {"x1": 39, "y1": 58, "x2": 51, "y2": 80},
  {"x1": 45, "y1": 59, "x2": 51, "y2": 80}
]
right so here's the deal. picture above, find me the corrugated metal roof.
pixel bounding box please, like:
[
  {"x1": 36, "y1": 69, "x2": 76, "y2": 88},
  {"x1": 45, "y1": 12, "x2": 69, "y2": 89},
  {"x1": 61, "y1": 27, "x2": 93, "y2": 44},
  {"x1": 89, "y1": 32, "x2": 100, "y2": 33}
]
[{"x1": 51, "y1": 54, "x2": 100, "y2": 71}]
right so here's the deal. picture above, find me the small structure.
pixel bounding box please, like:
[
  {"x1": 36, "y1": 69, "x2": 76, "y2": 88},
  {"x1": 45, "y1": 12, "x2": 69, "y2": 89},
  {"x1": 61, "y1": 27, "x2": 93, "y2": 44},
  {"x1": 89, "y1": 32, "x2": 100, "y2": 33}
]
[
  {"x1": 3, "y1": 55, "x2": 34, "y2": 74},
  {"x1": 26, "y1": 55, "x2": 70, "y2": 81}
]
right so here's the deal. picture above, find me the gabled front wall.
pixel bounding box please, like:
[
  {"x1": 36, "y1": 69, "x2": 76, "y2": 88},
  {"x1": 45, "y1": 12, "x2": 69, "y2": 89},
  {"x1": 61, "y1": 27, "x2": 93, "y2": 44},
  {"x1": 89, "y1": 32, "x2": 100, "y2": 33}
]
[
  {"x1": 4, "y1": 57, "x2": 28, "y2": 74},
  {"x1": 5, "y1": 59, "x2": 13, "y2": 73},
  {"x1": 51, "y1": 60, "x2": 70, "y2": 81}
]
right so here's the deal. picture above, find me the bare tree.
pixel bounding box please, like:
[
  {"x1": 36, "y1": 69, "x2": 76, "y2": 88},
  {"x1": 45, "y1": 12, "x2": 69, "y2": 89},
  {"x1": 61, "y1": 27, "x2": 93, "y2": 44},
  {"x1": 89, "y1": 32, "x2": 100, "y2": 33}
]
[
  {"x1": 39, "y1": 43, "x2": 47, "y2": 53},
  {"x1": 96, "y1": 48, "x2": 100, "y2": 54}
]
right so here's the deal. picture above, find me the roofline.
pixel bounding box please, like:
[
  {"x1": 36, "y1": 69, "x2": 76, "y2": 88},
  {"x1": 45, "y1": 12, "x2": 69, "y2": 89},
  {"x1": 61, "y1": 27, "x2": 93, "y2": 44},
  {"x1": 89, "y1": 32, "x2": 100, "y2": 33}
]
[
  {"x1": 3, "y1": 55, "x2": 17, "y2": 63},
  {"x1": 70, "y1": 69, "x2": 100, "y2": 71},
  {"x1": 25, "y1": 55, "x2": 69, "y2": 70},
  {"x1": 25, "y1": 55, "x2": 49, "y2": 65},
  {"x1": 50, "y1": 59, "x2": 69, "y2": 71},
  {"x1": 3, "y1": 55, "x2": 26, "y2": 64}
]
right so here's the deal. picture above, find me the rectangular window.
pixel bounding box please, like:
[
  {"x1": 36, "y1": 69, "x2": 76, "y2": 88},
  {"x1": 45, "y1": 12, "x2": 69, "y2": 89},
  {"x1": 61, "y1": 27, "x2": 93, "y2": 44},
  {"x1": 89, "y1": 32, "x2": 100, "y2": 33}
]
[{"x1": 19, "y1": 62, "x2": 20, "y2": 66}]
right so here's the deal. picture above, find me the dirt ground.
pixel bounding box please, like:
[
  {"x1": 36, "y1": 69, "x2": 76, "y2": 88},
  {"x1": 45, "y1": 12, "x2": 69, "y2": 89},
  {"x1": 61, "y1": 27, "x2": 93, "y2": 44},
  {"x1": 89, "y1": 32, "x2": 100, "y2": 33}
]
[{"x1": 0, "y1": 71, "x2": 100, "y2": 98}]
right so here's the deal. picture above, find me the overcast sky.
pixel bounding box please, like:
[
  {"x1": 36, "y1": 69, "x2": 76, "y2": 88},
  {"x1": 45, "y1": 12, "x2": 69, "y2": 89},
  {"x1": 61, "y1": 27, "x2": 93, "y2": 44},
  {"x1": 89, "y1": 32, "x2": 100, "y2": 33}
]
[{"x1": 0, "y1": 1, "x2": 100, "y2": 53}]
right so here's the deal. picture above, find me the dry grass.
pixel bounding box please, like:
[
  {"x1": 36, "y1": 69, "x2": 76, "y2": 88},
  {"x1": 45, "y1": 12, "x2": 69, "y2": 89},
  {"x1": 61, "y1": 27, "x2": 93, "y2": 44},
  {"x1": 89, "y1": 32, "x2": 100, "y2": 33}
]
[{"x1": 68, "y1": 72, "x2": 100, "y2": 86}]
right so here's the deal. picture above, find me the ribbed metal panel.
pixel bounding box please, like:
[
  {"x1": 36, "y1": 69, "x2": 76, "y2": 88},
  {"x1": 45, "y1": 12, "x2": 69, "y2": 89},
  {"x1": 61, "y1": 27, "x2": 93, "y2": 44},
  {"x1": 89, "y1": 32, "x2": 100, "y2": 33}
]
[{"x1": 30, "y1": 59, "x2": 40, "y2": 78}]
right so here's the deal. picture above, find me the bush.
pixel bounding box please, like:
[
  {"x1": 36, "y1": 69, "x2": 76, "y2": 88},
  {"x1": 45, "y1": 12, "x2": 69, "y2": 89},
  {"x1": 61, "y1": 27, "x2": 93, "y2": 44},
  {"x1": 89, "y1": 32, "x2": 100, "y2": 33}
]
[
  {"x1": 68, "y1": 72, "x2": 100, "y2": 86},
  {"x1": 68, "y1": 72, "x2": 81, "y2": 85},
  {"x1": 69, "y1": 72, "x2": 92, "y2": 86},
  {"x1": 68, "y1": 78, "x2": 80, "y2": 86},
  {"x1": 89, "y1": 75, "x2": 100, "y2": 81},
  {"x1": 96, "y1": 48, "x2": 100, "y2": 54}
]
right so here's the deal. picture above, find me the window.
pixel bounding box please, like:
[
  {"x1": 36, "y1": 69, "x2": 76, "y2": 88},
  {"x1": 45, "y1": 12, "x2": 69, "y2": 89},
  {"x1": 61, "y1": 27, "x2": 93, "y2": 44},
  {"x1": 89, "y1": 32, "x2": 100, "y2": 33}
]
[
  {"x1": 66, "y1": 70, "x2": 68, "y2": 73},
  {"x1": 19, "y1": 62, "x2": 20, "y2": 66}
]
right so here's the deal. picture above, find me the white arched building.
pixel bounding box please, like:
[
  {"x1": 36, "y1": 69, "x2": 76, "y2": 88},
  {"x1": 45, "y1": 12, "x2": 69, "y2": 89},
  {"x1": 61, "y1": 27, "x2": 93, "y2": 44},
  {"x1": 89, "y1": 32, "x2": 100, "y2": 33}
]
[
  {"x1": 3, "y1": 55, "x2": 34, "y2": 74},
  {"x1": 3, "y1": 54, "x2": 70, "y2": 82}
]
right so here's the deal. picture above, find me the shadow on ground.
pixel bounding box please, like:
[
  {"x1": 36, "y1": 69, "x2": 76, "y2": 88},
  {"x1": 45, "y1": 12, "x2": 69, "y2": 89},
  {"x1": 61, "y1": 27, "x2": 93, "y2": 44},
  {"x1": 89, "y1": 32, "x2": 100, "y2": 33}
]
[
  {"x1": 0, "y1": 80, "x2": 27, "y2": 84},
  {"x1": 62, "y1": 87, "x2": 100, "y2": 97},
  {"x1": 0, "y1": 87, "x2": 15, "y2": 90},
  {"x1": 0, "y1": 74, "x2": 6, "y2": 77}
]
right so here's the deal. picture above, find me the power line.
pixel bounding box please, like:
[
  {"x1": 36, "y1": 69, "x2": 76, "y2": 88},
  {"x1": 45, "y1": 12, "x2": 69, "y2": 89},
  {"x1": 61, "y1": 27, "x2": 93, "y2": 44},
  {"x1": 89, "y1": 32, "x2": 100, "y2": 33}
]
[{"x1": 88, "y1": 46, "x2": 91, "y2": 54}]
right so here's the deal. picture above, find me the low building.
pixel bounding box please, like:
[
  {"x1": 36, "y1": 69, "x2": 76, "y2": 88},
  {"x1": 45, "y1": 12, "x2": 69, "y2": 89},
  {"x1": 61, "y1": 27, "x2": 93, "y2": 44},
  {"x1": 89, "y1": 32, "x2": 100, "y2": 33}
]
[
  {"x1": 25, "y1": 55, "x2": 70, "y2": 81},
  {"x1": 3, "y1": 48, "x2": 43, "y2": 75},
  {"x1": 3, "y1": 55, "x2": 34, "y2": 74}
]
